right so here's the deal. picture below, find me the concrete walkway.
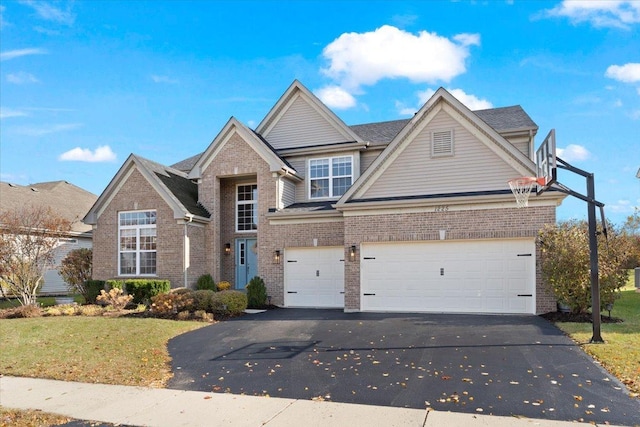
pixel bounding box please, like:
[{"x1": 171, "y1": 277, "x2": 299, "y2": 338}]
[{"x1": 0, "y1": 376, "x2": 627, "y2": 427}]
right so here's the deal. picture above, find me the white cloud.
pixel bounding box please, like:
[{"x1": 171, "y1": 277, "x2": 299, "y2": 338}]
[
  {"x1": 417, "y1": 88, "x2": 493, "y2": 110},
  {"x1": 59, "y1": 145, "x2": 117, "y2": 163},
  {"x1": 607, "y1": 199, "x2": 635, "y2": 214},
  {"x1": 557, "y1": 144, "x2": 591, "y2": 162},
  {"x1": 321, "y1": 25, "x2": 480, "y2": 91},
  {"x1": 0, "y1": 108, "x2": 29, "y2": 119},
  {"x1": 151, "y1": 75, "x2": 179, "y2": 84},
  {"x1": 6, "y1": 72, "x2": 40, "y2": 84},
  {"x1": 630, "y1": 109, "x2": 640, "y2": 120},
  {"x1": 0, "y1": 5, "x2": 7, "y2": 29},
  {"x1": 16, "y1": 123, "x2": 82, "y2": 136},
  {"x1": 605, "y1": 63, "x2": 640, "y2": 83},
  {"x1": 0, "y1": 48, "x2": 47, "y2": 61},
  {"x1": 397, "y1": 87, "x2": 493, "y2": 115},
  {"x1": 314, "y1": 85, "x2": 357, "y2": 109},
  {"x1": 19, "y1": 0, "x2": 75, "y2": 25},
  {"x1": 543, "y1": 1, "x2": 640, "y2": 29}
]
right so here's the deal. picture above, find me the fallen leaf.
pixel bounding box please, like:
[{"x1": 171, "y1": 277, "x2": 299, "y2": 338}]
[
  {"x1": 574, "y1": 395, "x2": 583, "y2": 401},
  {"x1": 204, "y1": 396, "x2": 212, "y2": 400}
]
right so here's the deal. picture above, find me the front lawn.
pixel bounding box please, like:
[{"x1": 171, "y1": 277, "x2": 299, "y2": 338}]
[
  {"x1": 554, "y1": 281, "x2": 640, "y2": 396},
  {"x1": 0, "y1": 316, "x2": 206, "y2": 387}
]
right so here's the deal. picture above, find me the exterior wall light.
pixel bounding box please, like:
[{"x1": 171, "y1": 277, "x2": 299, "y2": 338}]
[
  {"x1": 349, "y1": 245, "x2": 357, "y2": 261},
  {"x1": 274, "y1": 250, "x2": 281, "y2": 264},
  {"x1": 224, "y1": 243, "x2": 231, "y2": 255}
]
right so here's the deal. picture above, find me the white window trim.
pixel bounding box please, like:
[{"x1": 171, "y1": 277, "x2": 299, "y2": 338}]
[
  {"x1": 308, "y1": 155, "x2": 354, "y2": 200},
  {"x1": 118, "y1": 210, "x2": 157, "y2": 277},
  {"x1": 236, "y1": 183, "x2": 258, "y2": 233},
  {"x1": 431, "y1": 129, "x2": 454, "y2": 158}
]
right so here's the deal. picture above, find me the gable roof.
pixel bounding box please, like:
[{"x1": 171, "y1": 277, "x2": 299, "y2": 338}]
[
  {"x1": 83, "y1": 154, "x2": 210, "y2": 225},
  {"x1": 255, "y1": 80, "x2": 363, "y2": 146},
  {"x1": 172, "y1": 152, "x2": 203, "y2": 172},
  {"x1": 0, "y1": 180, "x2": 97, "y2": 235},
  {"x1": 474, "y1": 105, "x2": 537, "y2": 133},
  {"x1": 337, "y1": 88, "x2": 538, "y2": 205},
  {"x1": 188, "y1": 117, "x2": 299, "y2": 180}
]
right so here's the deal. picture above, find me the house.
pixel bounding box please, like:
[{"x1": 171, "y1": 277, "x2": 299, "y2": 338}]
[
  {"x1": 0, "y1": 180, "x2": 98, "y2": 295},
  {"x1": 84, "y1": 81, "x2": 565, "y2": 314}
]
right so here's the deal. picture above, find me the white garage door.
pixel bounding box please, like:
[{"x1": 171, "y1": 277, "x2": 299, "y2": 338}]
[
  {"x1": 285, "y1": 247, "x2": 345, "y2": 308},
  {"x1": 361, "y1": 239, "x2": 535, "y2": 314}
]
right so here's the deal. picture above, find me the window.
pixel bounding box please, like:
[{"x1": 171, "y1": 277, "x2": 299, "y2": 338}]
[
  {"x1": 118, "y1": 210, "x2": 157, "y2": 276},
  {"x1": 309, "y1": 156, "x2": 353, "y2": 199},
  {"x1": 237, "y1": 184, "x2": 258, "y2": 231},
  {"x1": 431, "y1": 129, "x2": 454, "y2": 157}
]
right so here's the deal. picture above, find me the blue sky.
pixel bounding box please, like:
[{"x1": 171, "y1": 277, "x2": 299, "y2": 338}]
[{"x1": 1, "y1": 0, "x2": 638, "y2": 225}]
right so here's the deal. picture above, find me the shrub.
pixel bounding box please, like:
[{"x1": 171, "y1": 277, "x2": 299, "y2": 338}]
[
  {"x1": 170, "y1": 287, "x2": 194, "y2": 295},
  {"x1": 177, "y1": 310, "x2": 191, "y2": 321},
  {"x1": 59, "y1": 248, "x2": 93, "y2": 301},
  {"x1": 118, "y1": 279, "x2": 171, "y2": 305},
  {"x1": 97, "y1": 288, "x2": 133, "y2": 310},
  {"x1": 210, "y1": 290, "x2": 247, "y2": 315},
  {"x1": 216, "y1": 281, "x2": 232, "y2": 291},
  {"x1": 78, "y1": 304, "x2": 105, "y2": 316},
  {"x1": 150, "y1": 292, "x2": 194, "y2": 316},
  {"x1": 85, "y1": 280, "x2": 105, "y2": 304},
  {"x1": 196, "y1": 274, "x2": 216, "y2": 291},
  {"x1": 539, "y1": 220, "x2": 630, "y2": 314},
  {"x1": 246, "y1": 276, "x2": 267, "y2": 308},
  {"x1": 0, "y1": 304, "x2": 42, "y2": 319},
  {"x1": 194, "y1": 310, "x2": 214, "y2": 322},
  {"x1": 192, "y1": 290, "x2": 215, "y2": 311}
]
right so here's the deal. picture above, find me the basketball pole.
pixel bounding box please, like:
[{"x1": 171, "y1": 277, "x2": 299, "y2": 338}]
[{"x1": 555, "y1": 157, "x2": 605, "y2": 343}]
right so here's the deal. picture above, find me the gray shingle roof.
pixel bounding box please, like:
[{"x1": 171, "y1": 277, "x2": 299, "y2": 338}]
[
  {"x1": 349, "y1": 105, "x2": 537, "y2": 144},
  {"x1": 349, "y1": 119, "x2": 409, "y2": 144},
  {"x1": 171, "y1": 152, "x2": 203, "y2": 172},
  {"x1": 474, "y1": 105, "x2": 537, "y2": 132},
  {"x1": 0, "y1": 181, "x2": 97, "y2": 234},
  {"x1": 135, "y1": 156, "x2": 210, "y2": 218}
]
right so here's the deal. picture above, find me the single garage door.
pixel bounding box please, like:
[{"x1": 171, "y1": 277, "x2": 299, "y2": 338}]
[
  {"x1": 361, "y1": 239, "x2": 535, "y2": 314},
  {"x1": 284, "y1": 247, "x2": 345, "y2": 308}
]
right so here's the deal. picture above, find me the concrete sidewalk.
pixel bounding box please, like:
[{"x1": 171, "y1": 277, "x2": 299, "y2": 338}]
[{"x1": 0, "y1": 376, "x2": 626, "y2": 427}]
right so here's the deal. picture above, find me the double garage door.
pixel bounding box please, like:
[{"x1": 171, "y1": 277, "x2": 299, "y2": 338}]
[
  {"x1": 361, "y1": 239, "x2": 535, "y2": 314},
  {"x1": 284, "y1": 239, "x2": 535, "y2": 314}
]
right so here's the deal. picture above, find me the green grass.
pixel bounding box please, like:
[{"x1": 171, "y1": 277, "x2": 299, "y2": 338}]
[
  {"x1": 0, "y1": 295, "x2": 84, "y2": 309},
  {"x1": 554, "y1": 276, "x2": 640, "y2": 396},
  {"x1": 0, "y1": 316, "x2": 206, "y2": 387}
]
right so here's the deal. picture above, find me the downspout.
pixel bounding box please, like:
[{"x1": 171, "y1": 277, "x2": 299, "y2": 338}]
[{"x1": 184, "y1": 214, "x2": 194, "y2": 288}]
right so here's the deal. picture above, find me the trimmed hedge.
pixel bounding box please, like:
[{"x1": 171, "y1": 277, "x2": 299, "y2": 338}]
[
  {"x1": 196, "y1": 274, "x2": 216, "y2": 291},
  {"x1": 106, "y1": 279, "x2": 171, "y2": 304},
  {"x1": 210, "y1": 290, "x2": 247, "y2": 315},
  {"x1": 192, "y1": 290, "x2": 215, "y2": 311},
  {"x1": 84, "y1": 280, "x2": 106, "y2": 304}
]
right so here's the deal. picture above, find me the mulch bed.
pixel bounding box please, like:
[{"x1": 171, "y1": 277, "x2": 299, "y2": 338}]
[{"x1": 540, "y1": 311, "x2": 623, "y2": 323}]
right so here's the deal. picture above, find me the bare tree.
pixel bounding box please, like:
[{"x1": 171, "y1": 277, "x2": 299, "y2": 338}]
[{"x1": 0, "y1": 205, "x2": 72, "y2": 305}]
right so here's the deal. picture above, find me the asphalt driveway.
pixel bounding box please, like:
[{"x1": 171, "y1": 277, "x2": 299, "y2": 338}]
[{"x1": 168, "y1": 309, "x2": 639, "y2": 425}]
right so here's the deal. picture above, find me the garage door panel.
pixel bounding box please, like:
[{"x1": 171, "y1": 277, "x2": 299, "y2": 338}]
[
  {"x1": 285, "y1": 247, "x2": 344, "y2": 308},
  {"x1": 361, "y1": 239, "x2": 535, "y2": 314}
]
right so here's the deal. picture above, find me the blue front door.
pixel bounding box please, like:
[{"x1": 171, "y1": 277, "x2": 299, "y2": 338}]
[{"x1": 235, "y1": 238, "x2": 258, "y2": 289}]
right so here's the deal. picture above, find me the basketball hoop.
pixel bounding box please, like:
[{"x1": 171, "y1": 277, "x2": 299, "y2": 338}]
[{"x1": 508, "y1": 177, "x2": 545, "y2": 208}]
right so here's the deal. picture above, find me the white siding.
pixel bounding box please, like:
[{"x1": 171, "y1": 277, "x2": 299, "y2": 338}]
[
  {"x1": 504, "y1": 134, "x2": 532, "y2": 159},
  {"x1": 264, "y1": 95, "x2": 350, "y2": 149},
  {"x1": 282, "y1": 178, "x2": 296, "y2": 207},
  {"x1": 361, "y1": 149, "x2": 383, "y2": 174},
  {"x1": 362, "y1": 110, "x2": 523, "y2": 199},
  {"x1": 41, "y1": 236, "x2": 92, "y2": 295}
]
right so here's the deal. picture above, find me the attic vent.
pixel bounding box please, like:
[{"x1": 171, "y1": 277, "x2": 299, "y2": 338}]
[{"x1": 431, "y1": 130, "x2": 454, "y2": 157}]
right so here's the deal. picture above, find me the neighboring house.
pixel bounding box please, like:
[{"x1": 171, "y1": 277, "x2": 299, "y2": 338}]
[
  {"x1": 84, "y1": 81, "x2": 565, "y2": 314},
  {"x1": 0, "y1": 181, "x2": 98, "y2": 295}
]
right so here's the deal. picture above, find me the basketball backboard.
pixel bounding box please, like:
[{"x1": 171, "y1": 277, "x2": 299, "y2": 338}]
[{"x1": 535, "y1": 129, "x2": 557, "y2": 195}]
